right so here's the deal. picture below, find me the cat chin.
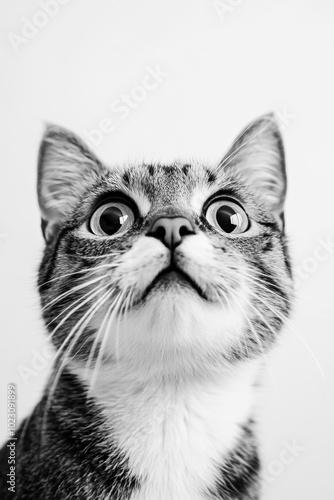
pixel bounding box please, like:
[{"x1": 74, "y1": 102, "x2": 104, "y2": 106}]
[
  {"x1": 134, "y1": 269, "x2": 208, "y2": 305},
  {"x1": 80, "y1": 281, "x2": 250, "y2": 378}
]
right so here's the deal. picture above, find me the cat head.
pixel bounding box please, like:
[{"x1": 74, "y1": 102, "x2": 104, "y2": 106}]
[{"x1": 37, "y1": 114, "x2": 292, "y2": 380}]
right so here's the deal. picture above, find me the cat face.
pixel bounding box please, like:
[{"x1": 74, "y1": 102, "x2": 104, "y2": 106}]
[{"x1": 37, "y1": 114, "x2": 292, "y2": 378}]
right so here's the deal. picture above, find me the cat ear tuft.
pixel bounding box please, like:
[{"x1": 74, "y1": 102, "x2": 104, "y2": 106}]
[
  {"x1": 219, "y1": 113, "x2": 286, "y2": 218},
  {"x1": 37, "y1": 125, "x2": 102, "y2": 242}
]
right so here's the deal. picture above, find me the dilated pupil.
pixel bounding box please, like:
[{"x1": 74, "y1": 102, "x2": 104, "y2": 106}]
[
  {"x1": 100, "y1": 207, "x2": 124, "y2": 235},
  {"x1": 216, "y1": 206, "x2": 238, "y2": 233}
]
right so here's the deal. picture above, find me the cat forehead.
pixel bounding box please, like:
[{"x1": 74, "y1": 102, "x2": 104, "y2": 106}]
[
  {"x1": 117, "y1": 162, "x2": 218, "y2": 203},
  {"x1": 86, "y1": 161, "x2": 249, "y2": 217}
]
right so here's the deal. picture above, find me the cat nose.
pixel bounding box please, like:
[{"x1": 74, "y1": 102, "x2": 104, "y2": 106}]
[{"x1": 148, "y1": 217, "x2": 195, "y2": 249}]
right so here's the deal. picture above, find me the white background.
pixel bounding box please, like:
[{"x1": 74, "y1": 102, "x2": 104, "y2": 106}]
[{"x1": 1, "y1": 1, "x2": 334, "y2": 498}]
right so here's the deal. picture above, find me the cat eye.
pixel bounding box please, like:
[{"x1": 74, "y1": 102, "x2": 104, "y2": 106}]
[
  {"x1": 89, "y1": 202, "x2": 135, "y2": 237},
  {"x1": 205, "y1": 199, "x2": 249, "y2": 235}
]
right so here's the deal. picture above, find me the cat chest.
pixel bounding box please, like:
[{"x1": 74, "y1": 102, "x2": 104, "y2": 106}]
[
  {"x1": 91, "y1": 371, "x2": 257, "y2": 500},
  {"x1": 125, "y1": 407, "x2": 242, "y2": 500}
]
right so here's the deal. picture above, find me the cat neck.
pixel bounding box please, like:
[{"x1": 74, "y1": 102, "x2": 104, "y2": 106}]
[{"x1": 71, "y1": 360, "x2": 261, "y2": 500}]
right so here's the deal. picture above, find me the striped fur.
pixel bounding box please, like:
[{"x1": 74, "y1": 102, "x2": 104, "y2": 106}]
[{"x1": 0, "y1": 113, "x2": 293, "y2": 499}]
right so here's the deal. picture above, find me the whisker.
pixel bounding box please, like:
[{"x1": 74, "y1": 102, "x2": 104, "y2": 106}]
[
  {"x1": 48, "y1": 282, "x2": 111, "y2": 341},
  {"x1": 42, "y1": 274, "x2": 107, "y2": 312},
  {"x1": 115, "y1": 288, "x2": 133, "y2": 361},
  {"x1": 90, "y1": 289, "x2": 129, "y2": 390},
  {"x1": 213, "y1": 284, "x2": 247, "y2": 357},
  {"x1": 240, "y1": 284, "x2": 333, "y2": 406},
  {"x1": 45, "y1": 282, "x2": 108, "y2": 328},
  {"x1": 40, "y1": 286, "x2": 113, "y2": 448},
  {"x1": 40, "y1": 261, "x2": 120, "y2": 285},
  {"x1": 38, "y1": 268, "x2": 93, "y2": 289},
  {"x1": 83, "y1": 290, "x2": 122, "y2": 380},
  {"x1": 81, "y1": 252, "x2": 123, "y2": 261}
]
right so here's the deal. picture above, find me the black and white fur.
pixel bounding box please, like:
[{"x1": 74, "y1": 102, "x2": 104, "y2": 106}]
[{"x1": 0, "y1": 113, "x2": 293, "y2": 499}]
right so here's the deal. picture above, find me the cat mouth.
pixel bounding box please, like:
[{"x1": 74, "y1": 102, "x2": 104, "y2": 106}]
[{"x1": 140, "y1": 264, "x2": 207, "y2": 302}]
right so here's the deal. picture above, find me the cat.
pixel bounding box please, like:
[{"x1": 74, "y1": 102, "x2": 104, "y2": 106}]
[{"x1": 0, "y1": 113, "x2": 293, "y2": 499}]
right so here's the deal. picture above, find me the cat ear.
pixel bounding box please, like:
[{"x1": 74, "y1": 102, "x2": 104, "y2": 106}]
[
  {"x1": 37, "y1": 125, "x2": 102, "y2": 242},
  {"x1": 219, "y1": 113, "x2": 286, "y2": 218}
]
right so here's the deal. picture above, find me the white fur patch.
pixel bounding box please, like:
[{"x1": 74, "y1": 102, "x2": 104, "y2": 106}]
[{"x1": 73, "y1": 361, "x2": 260, "y2": 500}]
